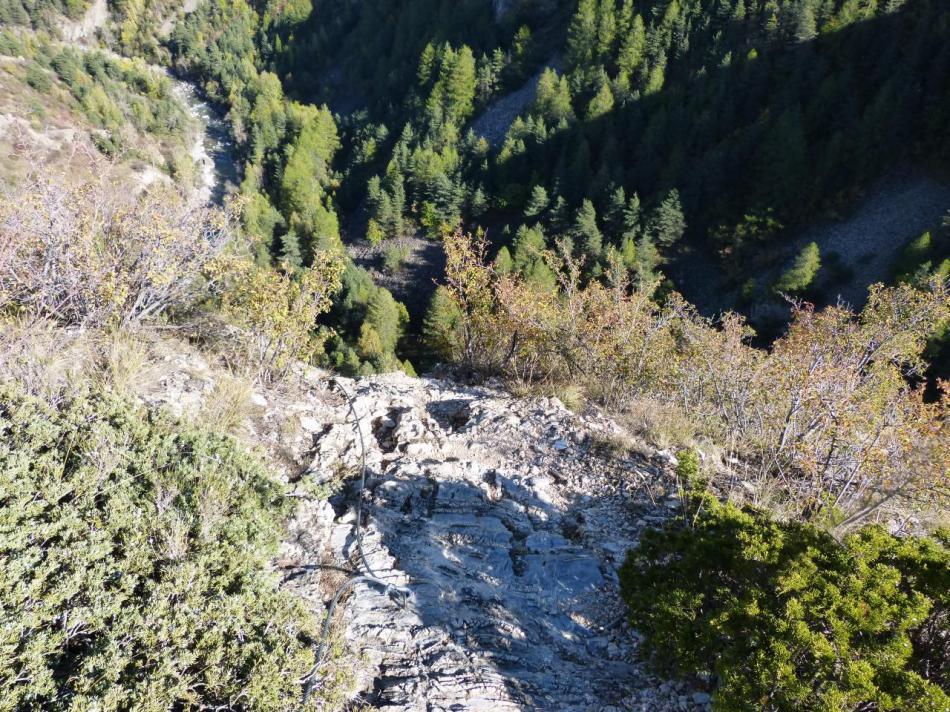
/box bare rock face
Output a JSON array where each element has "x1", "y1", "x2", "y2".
[
  {"x1": 282, "y1": 373, "x2": 710, "y2": 711},
  {"x1": 131, "y1": 341, "x2": 706, "y2": 710}
]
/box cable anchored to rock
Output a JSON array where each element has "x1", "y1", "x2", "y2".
[{"x1": 299, "y1": 378, "x2": 411, "y2": 707}]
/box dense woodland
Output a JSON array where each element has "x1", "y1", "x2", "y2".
[
  {"x1": 154, "y1": 0, "x2": 950, "y2": 374},
  {"x1": 0, "y1": 0, "x2": 88, "y2": 28}
]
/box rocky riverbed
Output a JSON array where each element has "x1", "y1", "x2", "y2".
[
  {"x1": 166, "y1": 75, "x2": 239, "y2": 204},
  {"x1": 57, "y1": 0, "x2": 238, "y2": 204}
]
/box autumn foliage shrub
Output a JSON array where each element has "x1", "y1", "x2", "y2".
[
  {"x1": 207, "y1": 253, "x2": 344, "y2": 384},
  {"x1": 620, "y1": 501, "x2": 950, "y2": 711},
  {"x1": 433, "y1": 231, "x2": 950, "y2": 525},
  {"x1": 0, "y1": 385, "x2": 331, "y2": 711},
  {"x1": 0, "y1": 178, "x2": 230, "y2": 327}
]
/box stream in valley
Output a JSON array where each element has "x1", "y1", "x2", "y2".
[{"x1": 166, "y1": 74, "x2": 239, "y2": 205}]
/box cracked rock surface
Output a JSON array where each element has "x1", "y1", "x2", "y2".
[{"x1": 282, "y1": 373, "x2": 710, "y2": 712}]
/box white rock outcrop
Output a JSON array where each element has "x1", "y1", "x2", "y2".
[{"x1": 137, "y1": 343, "x2": 709, "y2": 710}]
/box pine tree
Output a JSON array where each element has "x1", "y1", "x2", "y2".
[
  {"x1": 645, "y1": 59, "x2": 666, "y2": 95},
  {"x1": 586, "y1": 78, "x2": 614, "y2": 121},
  {"x1": 423, "y1": 285, "x2": 464, "y2": 361},
  {"x1": 366, "y1": 288, "x2": 407, "y2": 357},
  {"x1": 533, "y1": 69, "x2": 575, "y2": 125},
  {"x1": 793, "y1": 1, "x2": 818, "y2": 42},
  {"x1": 494, "y1": 246, "x2": 514, "y2": 274},
  {"x1": 366, "y1": 219, "x2": 385, "y2": 245},
  {"x1": 418, "y1": 43, "x2": 436, "y2": 87},
  {"x1": 607, "y1": 186, "x2": 627, "y2": 235},
  {"x1": 548, "y1": 195, "x2": 570, "y2": 234},
  {"x1": 470, "y1": 187, "x2": 488, "y2": 216},
  {"x1": 357, "y1": 322, "x2": 384, "y2": 362},
  {"x1": 648, "y1": 189, "x2": 686, "y2": 247},
  {"x1": 443, "y1": 45, "x2": 477, "y2": 123},
  {"x1": 476, "y1": 53, "x2": 498, "y2": 102},
  {"x1": 390, "y1": 178, "x2": 406, "y2": 237},
  {"x1": 732, "y1": 0, "x2": 746, "y2": 22},
  {"x1": 623, "y1": 192, "x2": 642, "y2": 240},
  {"x1": 634, "y1": 234, "x2": 660, "y2": 285},
  {"x1": 618, "y1": 14, "x2": 646, "y2": 77},
  {"x1": 512, "y1": 25, "x2": 533, "y2": 76},
  {"x1": 279, "y1": 229, "x2": 303, "y2": 268},
  {"x1": 573, "y1": 199, "x2": 603, "y2": 258},
  {"x1": 620, "y1": 236, "x2": 637, "y2": 268},
  {"x1": 512, "y1": 225, "x2": 557, "y2": 289},
  {"x1": 524, "y1": 185, "x2": 550, "y2": 217},
  {"x1": 775, "y1": 242, "x2": 821, "y2": 294},
  {"x1": 595, "y1": 0, "x2": 617, "y2": 61},
  {"x1": 566, "y1": 0, "x2": 598, "y2": 68},
  {"x1": 763, "y1": 0, "x2": 780, "y2": 34}
]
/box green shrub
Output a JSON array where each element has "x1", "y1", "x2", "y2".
[
  {"x1": 24, "y1": 64, "x2": 52, "y2": 92},
  {"x1": 775, "y1": 241, "x2": 822, "y2": 295},
  {"x1": 0, "y1": 385, "x2": 330, "y2": 711},
  {"x1": 619, "y1": 501, "x2": 950, "y2": 711},
  {"x1": 382, "y1": 243, "x2": 410, "y2": 273},
  {"x1": 895, "y1": 232, "x2": 934, "y2": 282},
  {"x1": 674, "y1": 448, "x2": 702, "y2": 488}
]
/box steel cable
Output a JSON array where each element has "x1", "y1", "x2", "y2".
[{"x1": 299, "y1": 378, "x2": 411, "y2": 707}]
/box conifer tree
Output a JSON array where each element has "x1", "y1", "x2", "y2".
[
  {"x1": 524, "y1": 185, "x2": 550, "y2": 218},
  {"x1": 418, "y1": 43, "x2": 436, "y2": 86},
  {"x1": 620, "y1": 235, "x2": 637, "y2": 268},
  {"x1": 512, "y1": 225, "x2": 557, "y2": 289},
  {"x1": 623, "y1": 192, "x2": 642, "y2": 241},
  {"x1": 494, "y1": 246, "x2": 514, "y2": 274},
  {"x1": 607, "y1": 186, "x2": 627, "y2": 235},
  {"x1": 635, "y1": 234, "x2": 660, "y2": 285},
  {"x1": 423, "y1": 285, "x2": 464, "y2": 360},
  {"x1": 586, "y1": 78, "x2": 614, "y2": 121},
  {"x1": 533, "y1": 69, "x2": 575, "y2": 125},
  {"x1": 440, "y1": 44, "x2": 477, "y2": 123},
  {"x1": 594, "y1": 0, "x2": 617, "y2": 61},
  {"x1": 470, "y1": 187, "x2": 488, "y2": 216},
  {"x1": 648, "y1": 189, "x2": 686, "y2": 247},
  {"x1": 775, "y1": 241, "x2": 821, "y2": 294},
  {"x1": 279, "y1": 229, "x2": 303, "y2": 268},
  {"x1": 573, "y1": 199, "x2": 603, "y2": 258},
  {"x1": 548, "y1": 195, "x2": 570, "y2": 234},
  {"x1": 566, "y1": 0, "x2": 597, "y2": 68}
]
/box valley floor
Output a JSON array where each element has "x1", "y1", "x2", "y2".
[{"x1": 676, "y1": 168, "x2": 950, "y2": 318}]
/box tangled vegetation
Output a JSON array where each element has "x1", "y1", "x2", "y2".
[
  {"x1": 208, "y1": 252, "x2": 345, "y2": 384},
  {"x1": 620, "y1": 494, "x2": 950, "y2": 711},
  {"x1": 0, "y1": 176, "x2": 352, "y2": 385},
  {"x1": 0, "y1": 384, "x2": 343, "y2": 711},
  {"x1": 0, "y1": 177, "x2": 230, "y2": 327},
  {"x1": 431, "y1": 231, "x2": 950, "y2": 526}
]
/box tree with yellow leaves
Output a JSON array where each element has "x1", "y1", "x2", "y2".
[{"x1": 208, "y1": 253, "x2": 343, "y2": 384}]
